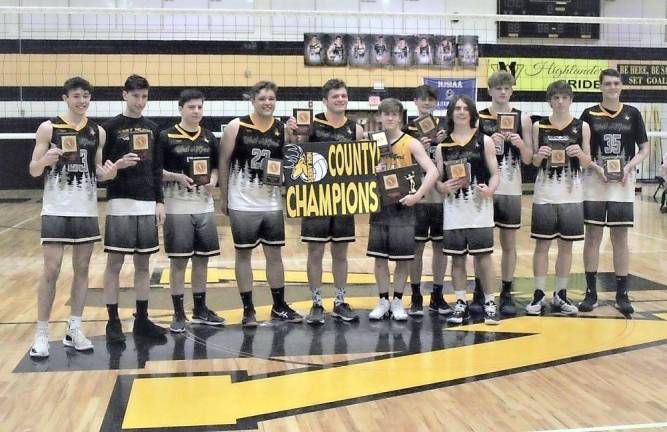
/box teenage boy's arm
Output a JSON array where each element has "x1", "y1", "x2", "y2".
[
  {"x1": 512, "y1": 112, "x2": 534, "y2": 165},
  {"x1": 160, "y1": 131, "x2": 194, "y2": 189},
  {"x1": 477, "y1": 135, "x2": 499, "y2": 198},
  {"x1": 95, "y1": 126, "x2": 117, "y2": 181},
  {"x1": 531, "y1": 122, "x2": 551, "y2": 167},
  {"x1": 566, "y1": 122, "x2": 592, "y2": 169},
  {"x1": 29, "y1": 121, "x2": 61, "y2": 177},
  {"x1": 399, "y1": 137, "x2": 438, "y2": 207},
  {"x1": 624, "y1": 111, "x2": 650, "y2": 184},
  {"x1": 219, "y1": 119, "x2": 240, "y2": 216}
]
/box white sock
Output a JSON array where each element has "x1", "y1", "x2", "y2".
[
  {"x1": 535, "y1": 276, "x2": 547, "y2": 292},
  {"x1": 455, "y1": 290, "x2": 466, "y2": 302},
  {"x1": 484, "y1": 294, "x2": 495, "y2": 304},
  {"x1": 69, "y1": 316, "x2": 82, "y2": 329},
  {"x1": 37, "y1": 321, "x2": 48, "y2": 334},
  {"x1": 555, "y1": 277, "x2": 569, "y2": 293}
]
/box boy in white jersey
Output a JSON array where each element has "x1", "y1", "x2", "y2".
[
  {"x1": 28, "y1": 77, "x2": 117, "y2": 357},
  {"x1": 220, "y1": 81, "x2": 301, "y2": 326},
  {"x1": 367, "y1": 98, "x2": 438, "y2": 321},
  {"x1": 526, "y1": 80, "x2": 592, "y2": 316},
  {"x1": 435, "y1": 95, "x2": 500, "y2": 325},
  {"x1": 580, "y1": 69, "x2": 649, "y2": 315},
  {"x1": 476, "y1": 71, "x2": 533, "y2": 316},
  {"x1": 160, "y1": 89, "x2": 224, "y2": 332}
]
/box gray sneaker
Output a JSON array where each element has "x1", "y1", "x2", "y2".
[
  {"x1": 191, "y1": 307, "x2": 225, "y2": 326},
  {"x1": 306, "y1": 303, "x2": 325, "y2": 325},
  {"x1": 170, "y1": 312, "x2": 187, "y2": 333},
  {"x1": 332, "y1": 302, "x2": 359, "y2": 322}
]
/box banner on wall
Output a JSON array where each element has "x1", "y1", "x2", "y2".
[
  {"x1": 283, "y1": 140, "x2": 380, "y2": 218},
  {"x1": 423, "y1": 77, "x2": 477, "y2": 110},
  {"x1": 486, "y1": 57, "x2": 609, "y2": 92}
]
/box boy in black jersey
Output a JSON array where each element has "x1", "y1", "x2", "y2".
[
  {"x1": 402, "y1": 85, "x2": 451, "y2": 317},
  {"x1": 299, "y1": 79, "x2": 364, "y2": 325},
  {"x1": 476, "y1": 71, "x2": 533, "y2": 317},
  {"x1": 219, "y1": 81, "x2": 301, "y2": 326},
  {"x1": 102, "y1": 75, "x2": 167, "y2": 342},
  {"x1": 160, "y1": 89, "x2": 224, "y2": 332},
  {"x1": 367, "y1": 98, "x2": 438, "y2": 321},
  {"x1": 28, "y1": 77, "x2": 117, "y2": 357},
  {"x1": 580, "y1": 69, "x2": 650, "y2": 315}
]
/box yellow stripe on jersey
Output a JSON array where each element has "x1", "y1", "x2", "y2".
[
  {"x1": 588, "y1": 103, "x2": 624, "y2": 118},
  {"x1": 52, "y1": 116, "x2": 89, "y2": 131},
  {"x1": 239, "y1": 115, "x2": 276, "y2": 133},
  {"x1": 169, "y1": 124, "x2": 202, "y2": 141},
  {"x1": 313, "y1": 115, "x2": 348, "y2": 129}
]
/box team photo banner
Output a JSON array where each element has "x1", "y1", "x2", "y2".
[{"x1": 283, "y1": 140, "x2": 380, "y2": 218}]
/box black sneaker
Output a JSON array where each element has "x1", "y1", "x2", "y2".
[
  {"x1": 192, "y1": 307, "x2": 225, "y2": 326},
  {"x1": 429, "y1": 295, "x2": 452, "y2": 315},
  {"x1": 242, "y1": 308, "x2": 258, "y2": 327},
  {"x1": 578, "y1": 289, "x2": 598, "y2": 312},
  {"x1": 408, "y1": 295, "x2": 424, "y2": 316},
  {"x1": 332, "y1": 302, "x2": 359, "y2": 322},
  {"x1": 132, "y1": 315, "x2": 167, "y2": 338},
  {"x1": 106, "y1": 319, "x2": 126, "y2": 343},
  {"x1": 446, "y1": 300, "x2": 469, "y2": 324},
  {"x1": 271, "y1": 304, "x2": 303, "y2": 323},
  {"x1": 468, "y1": 287, "x2": 485, "y2": 315},
  {"x1": 499, "y1": 290, "x2": 517, "y2": 316},
  {"x1": 616, "y1": 292, "x2": 634, "y2": 315},
  {"x1": 306, "y1": 303, "x2": 325, "y2": 325}
]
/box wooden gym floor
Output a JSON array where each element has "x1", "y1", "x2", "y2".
[{"x1": 1, "y1": 188, "x2": 666, "y2": 432}]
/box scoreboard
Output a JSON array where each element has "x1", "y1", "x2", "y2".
[{"x1": 497, "y1": 0, "x2": 600, "y2": 39}]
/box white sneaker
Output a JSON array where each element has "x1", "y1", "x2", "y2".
[
  {"x1": 390, "y1": 298, "x2": 408, "y2": 321},
  {"x1": 30, "y1": 331, "x2": 49, "y2": 358},
  {"x1": 551, "y1": 291, "x2": 578, "y2": 315},
  {"x1": 484, "y1": 301, "x2": 500, "y2": 325},
  {"x1": 63, "y1": 324, "x2": 94, "y2": 351},
  {"x1": 525, "y1": 290, "x2": 546, "y2": 316},
  {"x1": 369, "y1": 298, "x2": 391, "y2": 320}
]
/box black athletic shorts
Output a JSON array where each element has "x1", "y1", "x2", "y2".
[
  {"x1": 300, "y1": 215, "x2": 355, "y2": 243},
  {"x1": 366, "y1": 224, "x2": 416, "y2": 261},
  {"x1": 104, "y1": 215, "x2": 159, "y2": 254},
  {"x1": 164, "y1": 212, "x2": 220, "y2": 257},
  {"x1": 493, "y1": 194, "x2": 522, "y2": 229},
  {"x1": 442, "y1": 227, "x2": 494, "y2": 256},
  {"x1": 415, "y1": 203, "x2": 444, "y2": 242},
  {"x1": 40, "y1": 215, "x2": 100, "y2": 244},
  {"x1": 583, "y1": 201, "x2": 633, "y2": 227},
  {"x1": 229, "y1": 209, "x2": 285, "y2": 249},
  {"x1": 531, "y1": 202, "x2": 584, "y2": 241}
]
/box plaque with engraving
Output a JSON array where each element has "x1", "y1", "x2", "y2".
[
  {"x1": 189, "y1": 157, "x2": 211, "y2": 186},
  {"x1": 58, "y1": 133, "x2": 81, "y2": 164},
  {"x1": 376, "y1": 164, "x2": 423, "y2": 205}
]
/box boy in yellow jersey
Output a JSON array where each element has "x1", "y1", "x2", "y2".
[{"x1": 367, "y1": 98, "x2": 438, "y2": 320}]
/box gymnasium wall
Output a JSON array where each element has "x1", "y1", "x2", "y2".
[{"x1": 1, "y1": 0, "x2": 666, "y2": 188}]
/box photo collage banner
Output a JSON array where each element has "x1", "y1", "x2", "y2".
[{"x1": 304, "y1": 34, "x2": 479, "y2": 68}]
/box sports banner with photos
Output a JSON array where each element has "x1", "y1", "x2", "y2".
[{"x1": 283, "y1": 140, "x2": 380, "y2": 218}]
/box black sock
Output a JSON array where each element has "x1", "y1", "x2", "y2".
[
  {"x1": 410, "y1": 283, "x2": 421, "y2": 296},
  {"x1": 501, "y1": 280, "x2": 513, "y2": 295},
  {"x1": 432, "y1": 284, "x2": 443, "y2": 298},
  {"x1": 474, "y1": 278, "x2": 482, "y2": 293},
  {"x1": 379, "y1": 292, "x2": 389, "y2": 300},
  {"x1": 106, "y1": 303, "x2": 119, "y2": 321},
  {"x1": 240, "y1": 291, "x2": 254, "y2": 310},
  {"x1": 394, "y1": 292, "x2": 403, "y2": 300},
  {"x1": 135, "y1": 300, "x2": 148, "y2": 319},
  {"x1": 616, "y1": 275, "x2": 628, "y2": 296},
  {"x1": 270, "y1": 287, "x2": 285, "y2": 307},
  {"x1": 585, "y1": 271, "x2": 597, "y2": 292},
  {"x1": 171, "y1": 294, "x2": 185, "y2": 315},
  {"x1": 193, "y1": 292, "x2": 206, "y2": 312}
]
